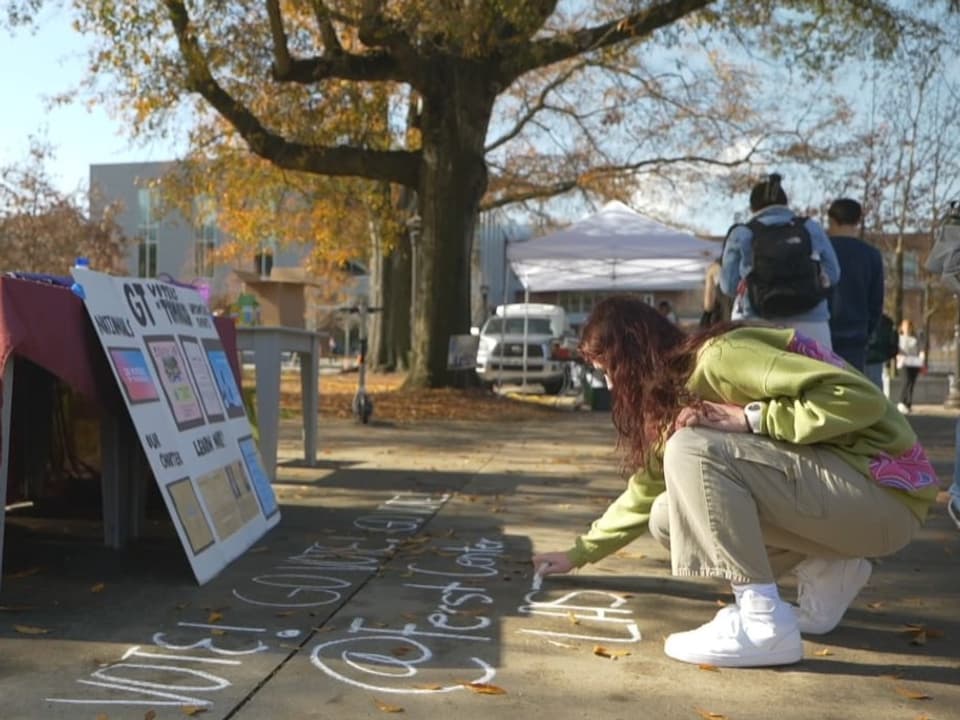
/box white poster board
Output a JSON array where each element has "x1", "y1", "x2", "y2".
[{"x1": 73, "y1": 269, "x2": 280, "y2": 584}]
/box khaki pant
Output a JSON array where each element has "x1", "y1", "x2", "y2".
[{"x1": 648, "y1": 427, "x2": 920, "y2": 584}]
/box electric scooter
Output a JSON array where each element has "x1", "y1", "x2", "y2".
[
  {"x1": 352, "y1": 299, "x2": 374, "y2": 424},
  {"x1": 339, "y1": 299, "x2": 380, "y2": 424}
]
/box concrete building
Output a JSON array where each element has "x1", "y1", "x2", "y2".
[{"x1": 88, "y1": 161, "x2": 302, "y2": 304}]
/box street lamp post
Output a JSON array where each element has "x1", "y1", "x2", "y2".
[
  {"x1": 406, "y1": 214, "x2": 422, "y2": 356},
  {"x1": 946, "y1": 297, "x2": 960, "y2": 408}
]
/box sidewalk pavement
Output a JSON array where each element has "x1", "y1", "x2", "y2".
[{"x1": 1, "y1": 406, "x2": 958, "y2": 719}]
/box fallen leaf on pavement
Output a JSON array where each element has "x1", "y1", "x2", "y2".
[
  {"x1": 894, "y1": 686, "x2": 931, "y2": 700},
  {"x1": 14, "y1": 624, "x2": 51, "y2": 635},
  {"x1": 374, "y1": 698, "x2": 404, "y2": 713},
  {"x1": 695, "y1": 707, "x2": 727, "y2": 719},
  {"x1": 96, "y1": 714, "x2": 108, "y2": 720},
  {"x1": 567, "y1": 611, "x2": 580, "y2": 625},
  {"x1": 90, "y1": 583, "x2": 105, "y2": 593},
  {"x1": 698, "y1": 663, "x2": 720, "y2": 672},
  {"x1": 593, "y1": 646, "x2": 630, "y2": 660},
  {"x1": 5, "y1": 567, "x2": 41, "y2": 580},
  {"x1": 866, "y1": 601, "x2": 884, "y2": 610},
  {"x1": 814, "y1": 648, "x2": 833, "y2": 657},
  {"x1": 207, "y1": 611, "x2": 223, "y2": 623},
  {"x1": 181, "y1": 706, "x2": 208, "y2": 716},
  {"x1": 145, "y1": 710, "x2": 157, "y2": 720},
  {"x1": 462, "y1": 682, "x2": 507, "y2": 695}
]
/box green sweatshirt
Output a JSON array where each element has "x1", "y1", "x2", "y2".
[{"x1": 567, "y1": 326, "x2": 939, "y2": 567}]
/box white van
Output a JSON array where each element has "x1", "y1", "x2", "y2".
[{"x1": 474, "y1": 303, "x2": 574, "y2": 394}]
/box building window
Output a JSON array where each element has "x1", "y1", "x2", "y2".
[
  {"x1": 137, "y1": 188, "x2": 158, "y2": 278},
  {"x1": 194, "y1": 197, "x2": 218, "y2": 278}
]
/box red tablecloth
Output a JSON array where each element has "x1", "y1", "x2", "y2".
[{"x1": 0, "y1": 276, "x2": 240, "y2": 499}]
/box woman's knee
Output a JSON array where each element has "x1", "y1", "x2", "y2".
[
  {"x1": 648, "y1": 492, "x2": 671, "y2": 550},
  {"x1": 663, "y1": 426, "x2": 726, "y2": 476}
]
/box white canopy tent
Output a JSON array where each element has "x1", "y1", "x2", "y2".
[{"x1": 507, "y1": 201, "x2": 719, "y2": 292}]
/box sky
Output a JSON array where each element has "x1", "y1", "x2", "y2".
[{"x1": 0, "y1": 8, "x2": 180, "y2": 195}]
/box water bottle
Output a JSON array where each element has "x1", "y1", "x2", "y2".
[{"x1": 70, "y1": 256, "x2": 90, "y2": 299}]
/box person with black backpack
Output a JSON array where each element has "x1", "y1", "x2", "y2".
[
  {"x1": 826, "y1": 198, "x2": 884, "y2": 373},
  {"x1": 720, "y1": 174, "x2": 840, "y2": 349}
]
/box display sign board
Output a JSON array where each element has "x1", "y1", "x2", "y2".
[
  {"x1": 74, "y1": 269, "x2": 280, "y2": 584},
  {"x1": 447, "y1": 334, "x2": 480, "y2": 370}
]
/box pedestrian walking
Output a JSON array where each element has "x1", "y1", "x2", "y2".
[{"x1": 896, "y1": 319, "x2": 924, "y2": 414}]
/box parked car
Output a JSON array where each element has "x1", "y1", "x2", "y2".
[{"x1": 474, "y1": 303, "x2": 574, "y2": 394}]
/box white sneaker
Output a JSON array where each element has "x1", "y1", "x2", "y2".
[
  {"x1": 897, "y1": 402, "x2": 910, "y2": 414},
  {"x1": 664, "y1": 592, "x2": 802, "y2": 667},
  {"x1": 795, "y1": 557, "x2": 872, "y2": 635},
  {"x1": 948, "y1": 496, "x2": 960, "y2": 531}
]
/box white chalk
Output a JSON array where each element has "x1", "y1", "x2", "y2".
[{"x1": 531, "y1": 562, "x2": 550, "y2": 591}]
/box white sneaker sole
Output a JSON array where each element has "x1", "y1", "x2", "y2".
[
  {"x1": 797, "y1": 559, "x2": 872, "y2": 635},
  {"x1": 664, "y1": 632, "x2": 804, "y2": 667}
]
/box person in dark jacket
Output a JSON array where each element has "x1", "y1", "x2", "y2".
[{"x1": 826, "y1": 198, "x2": 884, "y2": 371}]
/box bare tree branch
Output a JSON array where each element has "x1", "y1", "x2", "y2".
[
  {"x1": 162, "y1": 0, "x2": 419, "y2": 188},
  {"x1": 485, "y1": 61, "x2": 585, "y2": 153},
  {"x1": 498, "y1": 0, "x2": 714, "y2": 83},
  {"x1": 311, "y1": 0, "x2": 344, "y2": 54},
  {"x1": 482, "y1": 143, "x2": 761, "y2": 211},
  {"x1": 265, "y1": 0, "x2": 292, "y2": 76}
]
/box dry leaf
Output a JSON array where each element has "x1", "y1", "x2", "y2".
[
  {"x1": 695, "y1": 708, "x2": 727, "y2": 720},
  {"x1": 96, "y1": 714, "x2": 108, "y2": 720},
  {"x1": 698, "y1": 663, "x2": 720, "y2": 672},
  {"x1": 90, "y1": 583, "x2": 105, "y2": 593},
  {"x1": 181, "y1": 706, "x2": 208, "y2": 716},
  {"x1": 391, "y1": 646, "x2": 412, "y2": 657},
  {"x1": 14, "y1": 624, "x2": 51, "y2": 635},
  {"x1": 567, "y1": 611, "x2": 580, "y2": 625},
  {"x1": 866, "y1": 601, "x2": 884, "y2": 610},
  {"x1": 145, "y1": 711, "x2": 157, "y2": 720},
  {"x1": 462, "y1": 682, "x2": 507, "y2": 695},
  {"x1": 207, "y1": 611, "x2": 223, "y2": 623},
  {"x1": 814, "y1": 648, "x2": 833, "y2": 657},
  {"x1": 593, "y1": 645, "x2": 631, "y2": 660},
  {"x1": 5, "y1": 567, "x2": 42, "y2": 580},
  {"x1": 374, "y1": 698, "x2": 404, "y2": 713},
  {"x1": 894, "y1": 686, "x2": 931, "y2": 700},
  {"x1": 715, "y1": 599, "x2": 728, "y2": 607}
]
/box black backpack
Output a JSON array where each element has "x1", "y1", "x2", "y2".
[
  {"x1": 866, "y1": 313, "x2": 899, "y2": 364},
  {"x1": 744, "y1": 217, "x2": 828, "y2": 318}
]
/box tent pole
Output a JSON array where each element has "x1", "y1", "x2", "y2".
[
  {"x1": 522, "y1": 285, "x2": 530, "y2": 389},
  {"x1": 498, "y1": 235, "x2": 509, "y2": 390}
]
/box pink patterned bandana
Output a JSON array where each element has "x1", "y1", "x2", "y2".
[
  {"x1": 869, "y1": 444, "x2": 939, "y2": 491},
  {"x1": 786, "y1": 332, "x2": 846, "y2": 369}
]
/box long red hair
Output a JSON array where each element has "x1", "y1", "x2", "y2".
[{"x1": 579, "y1": 295, "x2": 739, "y2": 471}]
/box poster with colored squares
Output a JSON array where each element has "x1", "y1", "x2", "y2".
[{"x1": 74, "y1": 269, "x2": 280, "y2": 584}]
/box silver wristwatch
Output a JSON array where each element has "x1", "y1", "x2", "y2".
[{"x1": 743, "y1": 401, "x2": 765, "y2": 434}]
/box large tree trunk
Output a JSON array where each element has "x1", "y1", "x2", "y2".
[
  {"x1": 406, "y1": 67, "x2": 496, "y2": 388},
  {"x1": 366, "y1": 209, "x2": 386, "y2": 370},
  {"x1": 384, "y1": 238, "x2": 412, "y2": 369}
]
